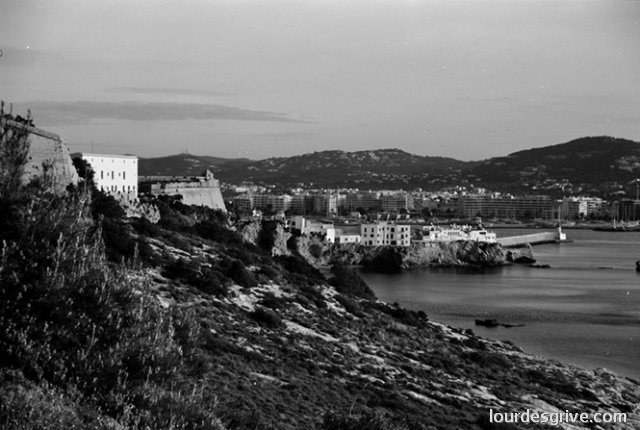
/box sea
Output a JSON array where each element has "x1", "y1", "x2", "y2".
[{"x1": 359, "y1": 229, "x2": 640, "y2": 380}]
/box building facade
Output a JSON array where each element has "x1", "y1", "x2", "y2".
[
  {"x1": 80, "y1": 153, "x2": 138, "y2": 196},
  {"x1": 458, "y1": 194, "x2": 554, "y2": 220},
  {"x1": 360, "y1": 222, "x2": 411, "y2": 247}
]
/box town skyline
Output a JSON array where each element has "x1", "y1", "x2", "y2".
[{"x1": 2, "y1": 0, "x2": 639, "y2": 161}]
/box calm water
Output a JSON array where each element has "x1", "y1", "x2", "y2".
[{"x1": 360, "y1": 229, "x2": 640, "y2": 380}]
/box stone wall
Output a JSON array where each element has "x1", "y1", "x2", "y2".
[
  {"x1": 140, "y1": 172, "x2": 227, "y2": 212},
  {"x1": 1, "y1": 118, "x2": 79, "y2": 193}
]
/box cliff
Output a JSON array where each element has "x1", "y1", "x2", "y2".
[{"x1": 287, "y1": 232, "x2": 535, "y2": 272}]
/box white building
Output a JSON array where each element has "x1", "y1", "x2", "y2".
[
  {"x1": 420, "y1": 225, "x2": 497, "y2": 243},
  {"x1": 360, "y1": 222, "x2": 411, "y2": 247},
  {"x1": 80, "y1": 153, "x2": 138, "y2": 196}
]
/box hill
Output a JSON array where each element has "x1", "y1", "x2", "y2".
[
  {"x1": 213, "y1": 148, "x2": 465, "y2": 190},
  {"x1": 140, "y1": 136, "x2": 640, "y2": 196},
  {"x1": 469, "y1": 136, "x2": 640, "y2": 196},
  {"x1": 139, "y1": 153, "x2": 251, "y2": 176}
]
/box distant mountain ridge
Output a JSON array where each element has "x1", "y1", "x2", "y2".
[
  {"x1": 138, "y1": 153, "x2": 251, "y2": 176},
  {"x1": 139, "y1": 136, "x2": 640, "y2": 196}
]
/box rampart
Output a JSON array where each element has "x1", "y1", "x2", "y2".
[
  {"x1": 139, "y1": 170, "x2": 226, "y2": 212},
  {"x1": 1, "y1": 114, "x2": 79, "y2": 194}
]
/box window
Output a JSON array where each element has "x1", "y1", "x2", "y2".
[
  {"x1": 100, "y1": 170, "x2": 104, "y2": 179},
  {"x1": 112, "y1": 171, "x2": 114, "y2": 179},
  {"x1": 123, "y1": 171, "x2": 126, "y2": 180}
]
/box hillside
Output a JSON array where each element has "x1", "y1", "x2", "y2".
[
  {"x1": 213, "y1": 148, "x2": 465, "y2": 189},
  {"x1": 1, "y1": 125, "x2": 640, "y2": 428},
  {"x1": 140, "y1": 136, "x2": 640, "y2": 196},
  {"x1": 139, "y1": 153, "x2": 251, "y2": 176},
  {"x1": 470, "y1": 136, "x2": 640, "y2": 196}
]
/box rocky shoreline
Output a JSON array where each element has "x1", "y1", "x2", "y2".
[{"x1": 238, "y1": 219, "x2": 536, "y2": 272}]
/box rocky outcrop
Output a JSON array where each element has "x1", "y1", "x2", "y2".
[
  {"x1": 239, "y1": 219, "x2": 262, "y2": 244},
  {"x1": 239, "y1": 219, "x2": 292, "y2": 257},
  {"x1": 291, "y1": 238, "x2": 534, "y2": 272}
]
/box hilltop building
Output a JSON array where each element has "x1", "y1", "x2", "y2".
[
  {"x1": 77, "y1": 153, "x2": 138, "y2": 197},
  {"x1": 139, "y1": 170, "x2": 227, "y2": 212}
]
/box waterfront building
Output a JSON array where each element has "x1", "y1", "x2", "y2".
[
  {"x1": 250, "y1": 194, "x2": 292, "y2": 213},
  {"x1": 458, "y1": 194, "x2": 554, "y2": 220},
  {"x1": 313, "y1": 193, "x2": 337, "y2": 216},
  {"x1": 326, "y1": 225, "x2": 362, "y2": 244},
  {"x1": 381, "y1": 192, "x2": 414, "y2": 213},
  {"x1": 290, "y1": 194, "x2": 315, "y2": 215},
  {"x1": 360, "y1": 222, "x2": 411, "y2": 247},
  {"x1": 560, "y1": 196, "x2": 605, "y2": 219},
  {"x1": 233, "y1": 194, "x2": 254, "y2": 213},
  {"x1": 79, "y1": 153, "x2": 138, "y2": 196},
  {"x1": 420, "y1": 225, "x2": 497, "y2": 243},
  {"x1": 346, "y1": 191, "x2": 382, "y2": 212},
  {"x1": 616, "y1": 199, "x2": 640, "y2": 222}
]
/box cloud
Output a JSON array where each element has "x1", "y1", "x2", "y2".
[
  {"x1": 251, "y1": 131, "x2": 317, "y2": 140},
  {"x1": 23, "y1": 100, "x2": 311, "y2": 125},
  {"x1": 110, "y1": 87, "x2": 233, "y2": 97}
]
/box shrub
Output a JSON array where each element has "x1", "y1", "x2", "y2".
[
  {"x1": 334, "y1": 294, "x2": 364, "y2": 317},
  {"x1": 329, "y1": 263, "x2": 376, "y2": 300},
  {"x1": 260, "y1": 292, "x2": 289, "y2": 310},
  {"x1": 320, "y1": 409, "x2": 409, "y2": 430},
  {"x1": 225, "y1": 258, "x2": 258, "y2": 288},
  {"x1": 276, "y1": 255, "x2": 325, "y2": 287},
  {"x1": 297, "y1": 285, "x2": 328, "y2": 309},
  {"x1": 195, "y1": 219, "x2": 243, "y2": 246},
  {"x1": 249, "y1": 306, "x2": 284, "y2": 329}
]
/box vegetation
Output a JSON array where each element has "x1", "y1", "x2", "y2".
[{"x1": 328, "y1": 263, "x2": 375, "y2": 300}]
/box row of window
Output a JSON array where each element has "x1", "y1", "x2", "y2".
[
  {"x1": 362, "y1": 226, "x2": 409, "y2": 233},
  {"x1": 100, "y1": 170, "x2": 128, "y2": 180},
  {"x1": 363, "y1": 239, "x2": 408, "y2": 246},
  {"x1": 100, "y1": 185, "x2": 137, "y2": 193}
]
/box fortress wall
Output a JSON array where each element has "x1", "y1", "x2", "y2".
[
  {"x1": 2, "y1": 118, "x2": 79, "y2": 193},
  {"x1": 25, "y1": 133, "x2": 80, "y2": 193},
  {"x1": 177, "y1": 187, "x2": 227, "y2": 212}
]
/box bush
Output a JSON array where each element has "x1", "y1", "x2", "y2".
[
  {"x1": 195, "y1": 219, "x2": 243, "y2": 246},
  {"x1": 329, "y1": 263, "x2": 376, "y2": 300},
  {"x1": 249, "y1": 306, "x2": 284, "y2": 329},
  {"x1": 260, "y1": 292, "x2": 289, "y2": 310},
  {"x1": 276, "y1": 255, "x2": 325, "y2": 287},
  {"x1": 334, "y1": 294, "x2": 364, "y2": 317},
  {"x1": 297, "y1": 285, "x2": 328, "y2": 309},
  {"x1": 320, "y1": 410, "x2": 409, "y2": 430},
  {"x1": 225, "y1": 258, "x2": 258, "y2": 288}
]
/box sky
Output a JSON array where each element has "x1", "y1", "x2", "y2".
[{"x1": 1, "y1": 0, "x2": 639, "y2": 161}]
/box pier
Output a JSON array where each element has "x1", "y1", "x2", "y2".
[{"x1": 496, "y1": 227, "x2": 567, "y2": 248}]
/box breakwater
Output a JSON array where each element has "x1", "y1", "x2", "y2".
[{"x1": 496, "y1": 231, "x2": 559, "y2": 247}]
